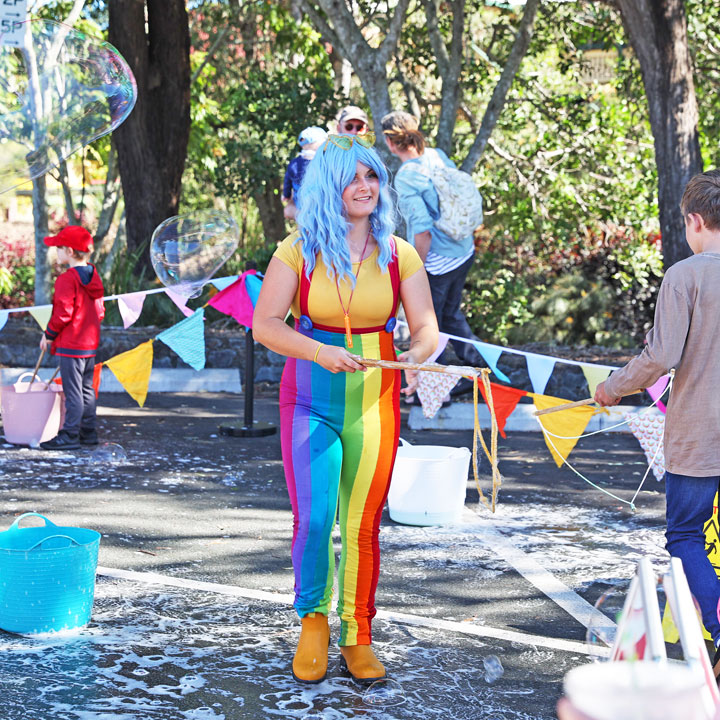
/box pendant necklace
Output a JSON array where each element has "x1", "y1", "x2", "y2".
[{"x1": 335, "y1": 230, "x2": 371, "y2": 348}]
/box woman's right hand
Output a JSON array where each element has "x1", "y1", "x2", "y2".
[{"x1": 316, "y1": 345, "x2": 366, "y2": 374}]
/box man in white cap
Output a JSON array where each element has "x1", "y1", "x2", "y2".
[
  {"x1": 282, "y1": 126, "x2": 328, "y2": 220},
  {"x1": 335, "y1": 105, "x2": 370, "y2": 135}
]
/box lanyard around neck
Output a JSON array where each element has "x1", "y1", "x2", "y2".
[{"x1": 335, "y1": 230, "x2": 371, "y2": 348}]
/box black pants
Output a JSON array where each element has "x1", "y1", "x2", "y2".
[
  {"x1": 427, "y1": 255, "x2": 482, "y2": 366},
  {"x1": 59, "y1": 356, "x2": 96, "y2": 437}
]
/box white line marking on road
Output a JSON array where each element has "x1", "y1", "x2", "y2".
[
  {"x1": 97, "y1": 565, "x2": 607, "y2": 657},
  {"x1": 461, "y1": 509, "x2": 616, "y2": 638}
]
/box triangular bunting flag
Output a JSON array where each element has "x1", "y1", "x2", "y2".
[
  {"x1": 472, "y1": 341, "x2": 511, "y2": 383},
  {"x1": 416, "y1": 367, "x2": 459, "y2": 418},
  {"x1": 0, "y1": 309, "x2": 8, "y2": 332},
  {"x1": 479, "y1": 381, "x2": 527, "y2": 438},
  {"x1": 117, "y1": 292, "x2": 147, "y2": 329},
  {"x1": 646, "y1": 374, "x2": 670, "y2": 414},
  {"x1": 165, "y1": 289, "x2": 194, "y2": 318},
  {"x1": 210, "y1": 275, "x2": 240, "y2": 292},
  {"x1": 525, "y1": 353, "x2": 556, "y2": 394},
  {"x1": 105, "y1": 340, "x2": 154, "y2": 407},
  {"x1": 29, "y1": 305, "x2": 53, "y2": 331},
  {"x1": 626, "y1": 413, "x2": 665, "y2": 481},
  {"x1": 531, "y1": 393, "x2": 596, "y2": 467},
  {"x1": 208, "y1": 270, "x2": 258, "y2": 328},
  {"x1": 93, "y1": 362, "x2": 103, "y2": 398},
  {"x1": 427, "y1": 333, "x2": 450, "y2": 363},
  {"x1": 245, "y1": 273, "x2": 262, "y2": 306},
  {"x1": 581, "y1": 364, "x2": 611, "y2": 399},
  {"x1": 156, "y1": 307, "x2": 206, "y2": 371}
]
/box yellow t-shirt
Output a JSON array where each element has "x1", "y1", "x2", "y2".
[{"x1": 274, "y1": 233, "x2": 424, "y2": 328}]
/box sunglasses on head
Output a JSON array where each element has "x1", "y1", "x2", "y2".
[
  {"x1": 343, "y1": 122, "x2": 366, "y2": 132},
  {"x1": 322, "y1": 133, "x2": 376, "y2": 152}
]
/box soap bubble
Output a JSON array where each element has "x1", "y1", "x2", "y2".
[
  {"x1": 0, "y1": 19, "x2": 136, "y2": 194},
  {"x1": 150, "y1": 210, "x2": 239, "y2": 298},
  {"x1": 483, "y1": 654, "x2": 504, "y2": 683},
  {"x1": 90, "y1": 442, "x2": 127, "y2": 464},
  {"x1": 362, "y1": 677, "x2": 406, "y2": 706}
]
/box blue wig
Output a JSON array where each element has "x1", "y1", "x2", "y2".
[{"x1": 295, "y1": 137, "x2": 396, "y2": 287}]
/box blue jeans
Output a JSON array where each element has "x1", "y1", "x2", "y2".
[{"x1": 665, "y1": 471, "x2": 720, "y2": 644}]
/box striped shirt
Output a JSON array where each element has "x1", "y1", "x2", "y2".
[{"x1": 425, "y1": 247, "x2": 475, "y2": 276}]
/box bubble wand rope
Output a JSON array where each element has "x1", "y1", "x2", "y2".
[
  {"x1": 538, "y1": 370, "x2": 674, "y2": 441},
  {"x1": 357, "y1": 358, "x2": 502, "y2": 512},
  {"x1": 537, "y1": 373, "x2": 674, "y2": 511}
]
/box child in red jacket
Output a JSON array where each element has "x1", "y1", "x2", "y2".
[{"x1": 39, "y1": 226, "x2": 105, "y2": 450}]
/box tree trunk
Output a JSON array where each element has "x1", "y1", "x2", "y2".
[
  {"x1": 108, "y1": 0, "x2": 191, "y2": 277},
  {"x1": 32, "y1": 175, "x2": 51, "y2": 305},
  {"x1": 253, "y1": 184, "x2": 287, "y2": 246},
  {"x1": 615, "y1": 0, "x2": 703, "y2": 269}
]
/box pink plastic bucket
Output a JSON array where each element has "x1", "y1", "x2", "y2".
[{"x1": 0, "y1": 373, "x2": 65, "y2": 446}]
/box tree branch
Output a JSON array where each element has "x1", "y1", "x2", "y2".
[{"x1": 461, "y1": 0, "x2": 541, "y2": 172}]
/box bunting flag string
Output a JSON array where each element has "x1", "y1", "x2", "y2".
[
  {"x1": 118, "y1": 292, "x2": 147, "y2": 329},
  {"x1": 207, "y1": 270, "x2": 258, "y2": 327},
  {"x1": 104, "y1": 340, "x2": 155, "y2": 407},
  {"x1": 165, "y1": 289, "x2": 194, "y2": 318},
  {"x1": 531, "y1": 393, "x2": 597, "y2": 467},
  {"x1": 526, "y1": 353, "x2": 556, "y2": 395},
  {"x1": 581, "y1": 364, "x2": 612, "y2": 399},
  {"x1": 156, "y1": 308, "x2": 206, "y2": 371},
  {"x1": 478, "y1": 382, "x2": 527, "y2": 439},
  {"x1": 29, "y1": 306, "x2": 53, "y2": 331}
]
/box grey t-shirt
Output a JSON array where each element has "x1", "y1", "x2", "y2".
[{"x1": 605, "y1": 252, "x2": 720, "y2": 477}]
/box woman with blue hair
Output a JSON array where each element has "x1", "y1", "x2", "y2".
[{"x1": 254, "y1": 134, "x2": 438, "y2": 684}]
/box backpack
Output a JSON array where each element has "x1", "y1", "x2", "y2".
[{"x1": 398, "y1": 152, "x2": 484, "y2": 241}]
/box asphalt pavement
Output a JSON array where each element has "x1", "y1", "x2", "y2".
[{"x1": 0, "y1": 386, "x2": 669, "y2": 720}]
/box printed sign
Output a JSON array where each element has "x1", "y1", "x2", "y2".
[{"x1": 0, "y1": 0, "x2": 27, "y2": 48}]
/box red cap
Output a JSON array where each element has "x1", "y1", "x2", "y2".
[{"x1": 43, "y1": 226, "x2": 94, "y2": 253}]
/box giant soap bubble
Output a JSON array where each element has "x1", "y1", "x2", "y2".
[
  {"x1": 0, "y1": 19, "x2": 136, "y2": 194},
  {"x1": 150, "y1": 210, "x2": 240, "y2": 298}
]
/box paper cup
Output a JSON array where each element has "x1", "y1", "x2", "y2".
[{"x1": 564, "y1": 662, "x2": 712, "y2": 720}]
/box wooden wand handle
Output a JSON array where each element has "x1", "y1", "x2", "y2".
[
  {"x1": 533, "y1": 390, "x2": 643, "y2": 416},
  {"x1": 357, "y1": 357, "x2": 480, "y2": 377},
  {"x1": 29, "y1": 347, "x2": 46, "y2": 387}
]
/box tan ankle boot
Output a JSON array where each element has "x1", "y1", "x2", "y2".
[
  {"x1": 340, "y1": 644, "x2": 386, "y2": 683},
  {"x1": 292, "y1": 613, "x2": 330, "y2": 683}
]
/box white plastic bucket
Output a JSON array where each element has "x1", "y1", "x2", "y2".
[
  {"x1": 387, "y1": 438, "x2": 471, "y2": 526},
  {"x1": 0, "y1": 372, "x2": 65, "y2": 446},
  {"x1": 564, "y1": 661, "x2": 712, "y2": 720}
]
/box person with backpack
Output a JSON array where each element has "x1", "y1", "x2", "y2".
[{"x1": 381, "y1": 111, "x2": 484, "y2": 392}]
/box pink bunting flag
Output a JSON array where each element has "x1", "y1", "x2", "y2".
[
  {"x1": 427, "y1": 333, "x2": 450, "y2": 363},
  {"x1": 117, "y1": 292, "x2": 147, "y2": 329},
  {"x1": 646, "y1": 374, "x2": 670, "y2": 414},
  {"x1": 165, "y1": 289, "x2": 194, "y2": 318},
  {"x1": 207, "y1": 270, "x2": 258, "y2": 327}
]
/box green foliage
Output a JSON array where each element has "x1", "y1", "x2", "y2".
[{"x1": 214, "y1": 66, "x2": 339, "y2": 197}]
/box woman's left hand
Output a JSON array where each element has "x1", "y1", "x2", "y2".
[{"x1": 397, "y1": 350, "x2": 421, "y2": 396}]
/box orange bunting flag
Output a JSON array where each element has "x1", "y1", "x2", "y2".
[
  {"x1": 531, "y1": 393, "x2": 596, "y2": 467},
  {"x1": 104, "y1": 340, "x2": 154, "y2": 407},
  {"x1": 478, "y1": 381, "x2": 527, "y2": 438}
]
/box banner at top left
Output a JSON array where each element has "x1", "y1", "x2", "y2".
[{"x1": 0, "y1": 18, "x2": 137, "y2": 194}]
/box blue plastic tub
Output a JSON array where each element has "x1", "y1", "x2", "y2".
[{"x1": 0, "y1": 512, "x2": 101, "y2": 634}]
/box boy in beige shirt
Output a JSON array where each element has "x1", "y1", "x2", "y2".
[{"x1": 595, "y1": 170, "x2": 720, "y2": 673}]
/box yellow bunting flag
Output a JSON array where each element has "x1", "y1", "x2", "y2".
[
  {"x1": 29, "y1": 305, "x2": 53, "y2": 331},
  {"x1": 530, "y1": 393, "x2": 596, "y2": 467},
  {"x1": 581, "y1": 364, "x2": 612, "y2": 398},
  {"x1": 104, "y1": 340, "x2": 154, "y2": 407}
]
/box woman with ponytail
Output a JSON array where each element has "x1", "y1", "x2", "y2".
[{"x1": 253, "y1": 133, "x2": 438, "y2": 685}]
